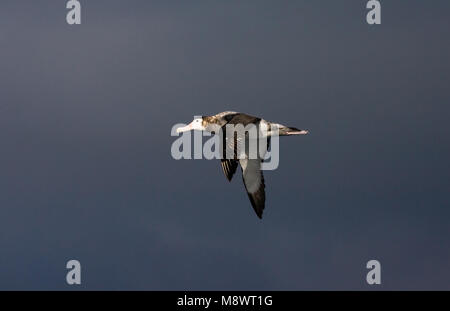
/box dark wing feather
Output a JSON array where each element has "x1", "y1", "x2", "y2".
[
  {"x1": 219, "y1": 122, "x2": 239, "y2": 182},
  {"x1": 226, "y1": 113, "x2": 261, "y2": 127},
  {"x1": 240, "y1": 159, "x2": 265, "y2": 219},
  {"x1": 220, "y1": 159, "x2": 238, "y2": 181}
]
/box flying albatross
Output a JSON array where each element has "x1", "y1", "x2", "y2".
[{"x1": 176, "y1": 111, "x2": 308, "y2": 219}]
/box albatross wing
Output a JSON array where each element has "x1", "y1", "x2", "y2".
[{"x1": 240, "y1": 159, "x2": 265, "y2": 219}]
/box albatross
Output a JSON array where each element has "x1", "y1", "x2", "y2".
[{"x1": 176, "y1": 111, "x2": 308, "y2": 219}]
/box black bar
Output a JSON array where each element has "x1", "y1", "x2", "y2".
[{"x1": 1, "y1": 291, "x2": 447, "y2": 309}]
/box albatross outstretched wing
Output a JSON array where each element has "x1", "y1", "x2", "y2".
[
  {"x1": 217, "y1": 113, "x2": 268, "y2": 218},
  {"x1": 240, "y1": 158, "x2": 265, "y2": 219}
]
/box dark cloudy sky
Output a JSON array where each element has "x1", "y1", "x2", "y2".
[{"x1": 0, "y1": 1, "x2": 449, "y2": 290}]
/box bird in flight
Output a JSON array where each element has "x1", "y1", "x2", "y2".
[{"x1": 176, "y1": 111, "x2": 308, "y2": 219}]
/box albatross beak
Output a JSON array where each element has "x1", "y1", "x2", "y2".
[{"x1": 176, "y1": 123, "x2": 193, "y2": 133}]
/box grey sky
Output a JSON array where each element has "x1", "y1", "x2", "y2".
[{"x1": 0, "y1": 1, "x2": 449, "y2": 290}]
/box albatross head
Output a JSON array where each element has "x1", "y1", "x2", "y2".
[{"x1": 176, "y1": 116, "x2": 206, "y2": 133}]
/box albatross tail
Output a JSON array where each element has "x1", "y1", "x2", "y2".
[{"x1": 272, "y1": 123, "x2": 309, "y2": 136}]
